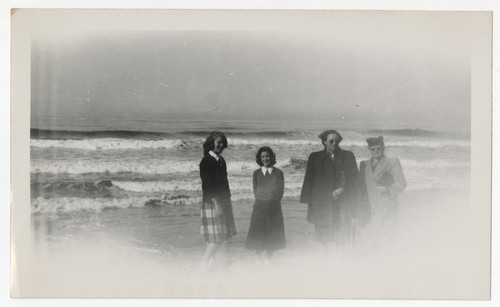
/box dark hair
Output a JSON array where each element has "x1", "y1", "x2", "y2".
[
  {"x1": 318, "y1": 129, "x2": 343, "y2": 146},
  {"x1": 256, "y1": 146, "x2": 277, "y2": 167},
  {"x1": 203, "y1": 131, "x2": 228, "y2": 155}
]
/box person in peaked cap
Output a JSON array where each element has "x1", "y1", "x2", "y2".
[
  {"x1": 300, "y1": 129, "x2": 364, "y2": 252},
  {"x1": 359, "y1": 136, "x2": 407, "y2": 245}
]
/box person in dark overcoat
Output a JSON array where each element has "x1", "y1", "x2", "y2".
[{"x1": 300, "y1": 129, "x2": 364, "y2": 250}]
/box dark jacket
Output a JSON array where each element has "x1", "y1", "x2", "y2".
[
  {"x1": 199, "y1": 154, "x2": 231, "y2": 204},
  {"x1": 300, "y1": 148, "x2": 359, "y2": 224}
]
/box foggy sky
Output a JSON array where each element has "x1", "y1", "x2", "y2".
[{"x1": 30, "y1": 11, "x2": 472, "y2": 130}]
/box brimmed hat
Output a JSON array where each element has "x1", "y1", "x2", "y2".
[{"x1": 366, "y1": 136, "x2": 384, "y2": 147}]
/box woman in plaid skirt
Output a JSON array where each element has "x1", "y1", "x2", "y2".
[{"x1": 199, "y1": 131, "x2": 237, "y2": 271}]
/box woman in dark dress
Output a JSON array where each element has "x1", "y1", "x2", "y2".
[
  {"x1": 199, "y1": 131, "x2": 237, "y2": 271},
  {"x1": 245, "y1": 146, "x2": 286, "y2": 265}
]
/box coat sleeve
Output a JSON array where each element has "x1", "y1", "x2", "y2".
[
  {"x1": 344, "y1": 151, "x2": 359, "y2": 192},
  {"x1": 357, "y1": 161, "x2": 371, "y2": 225},
  {"x1": 253, "y1": 170, "x2": 258, "y2": 198},
  {"x1": 359, "y1": 161, "x2": 366, "y2": 178},
  {"x1": 388, "y1": 158, "x2": 407, "y2": 196},
  {"x1": 300, "y1": 153, "x2": 315, "y2": 204},
  {"x1": 200, "y1": 157, "x2": 217, "y2": 200},
  {"x1": 276, "y1": 169, "x2": 285, "y2": 201},
  {"x1": 358, "y1": 161, "x2": 368, "y2": 195}
]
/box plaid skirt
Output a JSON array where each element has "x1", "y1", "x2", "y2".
[{"x1": 200, "y1": 199, "x2": 237, "y2": 243}]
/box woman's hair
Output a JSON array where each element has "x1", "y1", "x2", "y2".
[
  {"x1": 255, "y1": 146, "x2": 277, "y2": 167},
  {"x1": 203, "y1": 131, "x2": 228, "y2": 155},
  {"x1": 318, "y1": 129, "x2": 343, "y2": 146}
]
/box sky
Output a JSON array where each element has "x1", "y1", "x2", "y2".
[{"x1": 28, "y1": 10, "x2": 480, "y2": 130}]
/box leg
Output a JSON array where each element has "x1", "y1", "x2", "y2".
[
  {"x1": 223, "y1": 239, "x2": 234, "y2": 268},
  {"x1": 349, "y1": 218, "x2": 358, "y2": 246},
  {"x1": 255, "y1": 250, "x2": 263, "y2": 265},
  {"x1": 266, "y1": 250, "x2": 274, "y2": 259},
  {"x1": 200, "y1": 242, "x2": 221, "y2": 272},
  {"x1": 315, "y1": 223, "x2": 330, "y2": 253},
  {"x1": 264, "y1": 250, "x2": 274, "y2": 265},
  {"x1": 322, "y1": 241, "x2": 330, "y2": 253}
]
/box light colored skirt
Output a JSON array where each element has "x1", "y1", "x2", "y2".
[{"x1": 200, "y1": 199, "x2": 237, "y2": 243}]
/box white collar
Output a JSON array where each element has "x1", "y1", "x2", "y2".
[
  {"x1": 209, "y1": 150, "x2": 219, "y2": 161},
  {"x1": 261, "y1": 167, "x2": 273, "y2": 175}
]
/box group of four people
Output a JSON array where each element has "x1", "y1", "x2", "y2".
[{"x1": 199, "y1": 130, "x2": 406, "y2": 271}]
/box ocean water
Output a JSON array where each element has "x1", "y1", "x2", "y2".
[{"x1": 30, "y1": 118, "x2": 471, "y2": 260}]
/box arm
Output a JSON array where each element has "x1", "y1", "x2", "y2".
[
  {"x1": 253, "y1": 170, "x2": 258, "y2": 198},
  {"x1": 346, "y1": 151, "x2": 359, "y2": 187},
  {"x1": 387, "y1": 158, "x2": 407, "y2": 196},
  {"x1": 300, "y1": 153, "x2": 315, "y2": 204},
  {"x1": 334, "y1": 151, "x2": 359, "y2": 199},
  {"x1": 200, "y1": 158, "x2": 223, "y2": 215},
  {"x1": 276, "y1": 169, "x2": 285, "y2": 201},
  {"x1": 342, "y1": 151, "x2": 359, "y2": 194},
  {"x1": 358, "y1": 161, "x2": 368, "y2": 197},
  {"x1": 359, "y1": 161, "x2": 371, "y2": 216},
  {"x1": 200, "y1": 158, "x2": 217, "y2": 199}
]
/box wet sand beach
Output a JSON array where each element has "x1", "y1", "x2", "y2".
[{"x1": 25, "y1": 188, "x2": 486, "y2": 299}]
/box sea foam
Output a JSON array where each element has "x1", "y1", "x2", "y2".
[
  {"x1": 30, "y1": 156, "x2": 469, "y2": 175},
  {"x1": 31, "y1": 137, "x2": 471, "y2": 151},
  {"x1": 112, "y1": 176, "x2": 304, "y2": 193},
  {"x1": 31, "y1": 138, "x2": 189, "y2": 150}
]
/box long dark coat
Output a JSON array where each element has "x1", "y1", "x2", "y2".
[{"x1": 300, "y1": 148, "x2": 361, "y2": 227}]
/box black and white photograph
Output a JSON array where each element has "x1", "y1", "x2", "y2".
[{"x1": 10, "y1": 8, "x2": 492, "y2": 300}]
